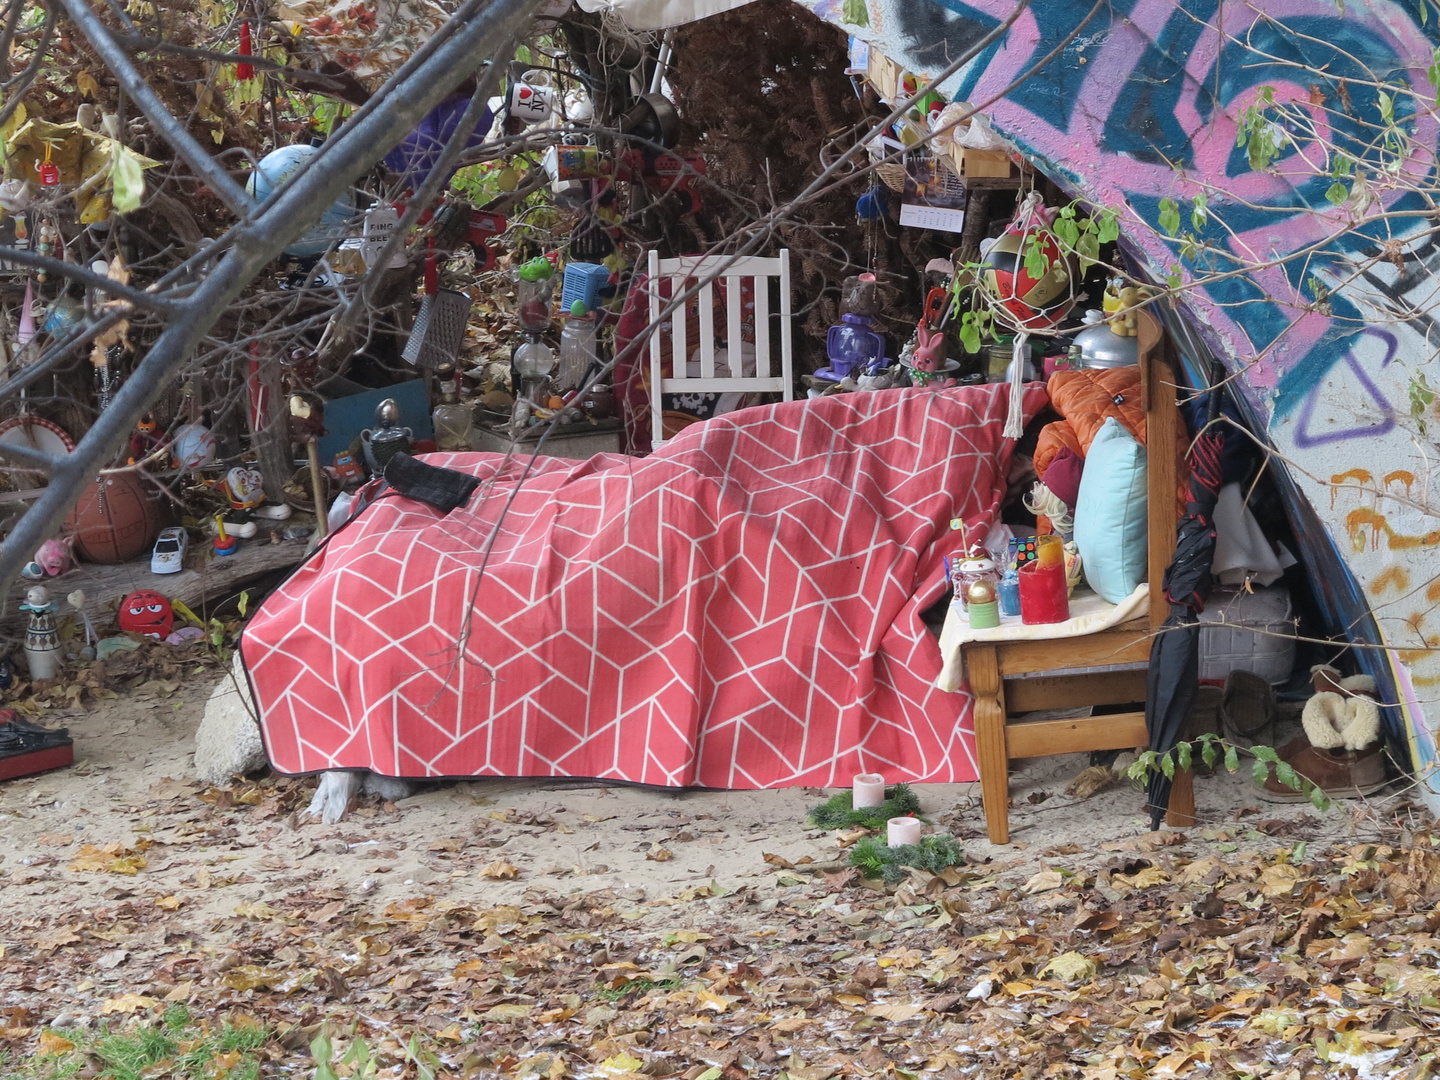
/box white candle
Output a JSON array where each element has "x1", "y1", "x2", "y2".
[
  {"x1": 852, "y1": 773, "x2": 886, "y2": 808},
  {"x1": 888, "y1": 816, "x2": 921, "y2": 847}
]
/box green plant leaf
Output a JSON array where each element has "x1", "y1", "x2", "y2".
[
  {"x1": 1158, "y1": 197, "x2": 1180, "y2": 237},
  {"x1": 1201, "y1": 738, "x2": 1218, "y2": 769},
  {"x1": 1309, "y1": 784, "x2": 1332, "y2": 812},
  {"x1": 959, "y1": 312, "x2": 982, "y2": 354},
  {"x1": 1053, "y1": 214, "x2": 1080, "y2": 251},
  {"x1": 1224, "y1": 744, "x2": 1239, "y2": 773},
  {"x1": 1325, "y1": 180, "x2": 1349, "y2": 206},
  {"x1": 1252, "y1": 745, "x2": 1279, "y2": 763},
  {"x1": 1275, "y1": 761, "x2": 1302, "y2": 791},
  {"x1": 1166, "y1": 265, "x2": 1183, "y2": 290},
  {"x1": 1191, "y1": 191, "x2": 1208, "y2": 229},
  {"x1": 1252, "y1": 758, "x2": 1270, "y2": 785},
  {"x1": 1176, "y1": 741, "x2": 1192, "y2": 772},
  {"x1": 1023, "y1": 235, "x2": 1051, "y2": 281},
  {"x1": 1076, "y1": 229, "x2": 1100, "y2": 272},
  {"x1": 1095, "y1": 209, "x2": 1119, "y2": 245},
  {"x1": 1161, "y1": 752, "x2": 1176, "y2": 780},
  {"x1": 1378, "y1": 89, "x2": 1394, "y2": 125}
]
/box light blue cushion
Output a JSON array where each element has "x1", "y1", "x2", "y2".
[{"x1": 1073, "y1": 417, "x2": 1148, "y2": 604}]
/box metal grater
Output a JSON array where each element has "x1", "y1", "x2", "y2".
[{"x1": 402, "y1": 288, "x2": 473, "y2": 368}]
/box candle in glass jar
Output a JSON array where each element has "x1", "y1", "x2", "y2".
[
  {"x1": 888, "y1": 816, "x2": 922, "y2": 847},
  {"x1": 852, "y1": 773, "x2": 886, "y2": 808},
  {"x1": 1019, "y1": 558, "x2": 1069, "y2": 624}
]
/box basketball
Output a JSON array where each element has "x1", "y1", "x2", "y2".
[{"x1": 66, "y1": 473, "x2": 162, "y2": 564}]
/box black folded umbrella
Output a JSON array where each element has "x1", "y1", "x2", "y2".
[{"x1": 1146, "y1": 365, "x2": 1227, "y2": 828}]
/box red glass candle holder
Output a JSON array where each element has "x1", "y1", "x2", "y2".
[{"x1": 1019, "y1": 559, "x2": 1069, "y2": 624}]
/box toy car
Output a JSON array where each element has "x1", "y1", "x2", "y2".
[{"x1": 150, "y1": 527, "x2": 188, "y2": 574}]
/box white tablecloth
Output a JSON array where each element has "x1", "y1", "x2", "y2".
[{"x1": 935, "y1": 583, "x2": 1149, "y2": 692}]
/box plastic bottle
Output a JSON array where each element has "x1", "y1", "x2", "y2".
[
  {"x1": 558, "y1": 300, "x2": 598, "y2": 391},
  {"x1": 516, "y1": 257, "x2": 556, "y2": 332}
]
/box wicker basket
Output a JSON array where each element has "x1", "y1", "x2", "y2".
[{"x1": 877, "y1": 156, "x2": 970, "y2": 201}]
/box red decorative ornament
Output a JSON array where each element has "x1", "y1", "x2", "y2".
[
  {"x1": 117, "y1": 589, "x2": 174, "y2": 639},
  {"x1": 236, "y1": 21, "x2": 254, "y2": 81}
]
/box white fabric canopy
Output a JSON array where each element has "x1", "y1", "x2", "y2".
[{"x1": 572, "y1": 0, "x2": 757, "y2": 29}]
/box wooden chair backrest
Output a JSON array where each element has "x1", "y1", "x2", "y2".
[{"x1": 1136, "y1": 308, "x2": 1180, "y2": 630}]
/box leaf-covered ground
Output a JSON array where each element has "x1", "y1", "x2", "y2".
[{"x1": 0, "y1": 667, "x2": 1432, "y2": 1080}]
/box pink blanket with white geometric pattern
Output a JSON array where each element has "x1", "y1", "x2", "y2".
[{"x1": 241, "y1": 384, "x2": 1045, "y2": 788}]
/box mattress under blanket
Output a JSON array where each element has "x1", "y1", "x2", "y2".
[{"x1": 241, "y1": 383, "x2": 1046, "y2": 787}]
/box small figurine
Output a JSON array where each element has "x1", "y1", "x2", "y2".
[
  {"x1": 360, "y1": 398, "x2": 413, "y2": 475},
  {"x1": 128, "y1": 413, "x2": 169, "y2": 467},
  {"x1": 21, "y1": 585, "x2": 60, "y2": 681},
  {"x1": 21, "y1": 536, "x2": 73, "y2": 580},
  {"x1": 117, "y1": 588, "x2": 174, "y2": 640},
  {"x1": 819, "y1": 274, "x2": 887, "y2": 382},
  {"x1": 216, "y1": 465, "x2": 266, "y2": 537},
  {"x1": 952, "y1": 544, "x2": 1001, "y2": 611},
  {"x1": 0, "y1": 654, "x2": 14, "y2": 690},
  {"x1": 67, "y1": 590, "x2": 96, "y2": 660}
]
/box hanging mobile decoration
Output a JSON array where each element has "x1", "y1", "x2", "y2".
[
  {"x1": 16, "y1": 279, "x2": 36, "y2": 345},
  {"x1": 35, "y1": 141, "x2": 59, "y2": 187},
  {"x1": 236, "y1": 20, "x2": 255, "y2": 81},
  {"x1": 34, "y1": 221, "x2": 57, "y2": 281}
]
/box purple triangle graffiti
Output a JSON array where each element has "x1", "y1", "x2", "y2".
[{"x1": 1293, "y1": 334, "x2": 1397, "y2": 449}]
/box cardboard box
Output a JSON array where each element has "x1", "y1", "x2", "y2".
[
  {"x1": 866, "y1": 49, "x2": 901, "y2": 104},
  {"x1": 948, "y1": 142, "x2": 1015, "y2": 180}
]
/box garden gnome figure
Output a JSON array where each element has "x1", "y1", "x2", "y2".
[{"x1": 21, "y1": 585, "x2": 59, "y2": 681}]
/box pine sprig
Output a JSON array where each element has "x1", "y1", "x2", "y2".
[
  {"x1": 848, "y1": 833, "x2": 963, "y2": 883},
  {"x1": 807, "y1": 783, "x2": 922, "y2": 830}
]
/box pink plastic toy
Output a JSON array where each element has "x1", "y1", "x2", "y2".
[{"x1": 21, "y1": 536, "x2": 73, "y2": 579}]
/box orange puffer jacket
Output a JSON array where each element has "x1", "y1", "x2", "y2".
[{"x1": 1034, "y1": 367, "x2": 1188, "y2": 516}]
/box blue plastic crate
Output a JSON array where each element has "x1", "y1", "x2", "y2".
[{"x1": 560, "y1": 262, "x2": 610, "y2": 314}]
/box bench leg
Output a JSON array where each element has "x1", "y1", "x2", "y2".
[
  {"x1": 1166, "y1": 765, "x2": 1196, "y2": 828},
  {"x1": 968, "y1": 645, "x2": 1011, "y2": 844}
]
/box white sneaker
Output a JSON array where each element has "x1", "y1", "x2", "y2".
[{"x1": 254, "y1": 501, "x2": 293, "y2": 521}]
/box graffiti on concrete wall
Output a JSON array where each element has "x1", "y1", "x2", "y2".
[{"x1": 814, "y1": 0, "x2": 1440, "y2": 791}]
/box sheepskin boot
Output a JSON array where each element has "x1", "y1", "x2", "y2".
[{"x1": 1261, "y1": 681, "x2": 1385, "y2": 801}]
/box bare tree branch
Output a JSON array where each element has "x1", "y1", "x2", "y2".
[{"x1": 0, "y1": 0, "x2": 545, "y2": 591}]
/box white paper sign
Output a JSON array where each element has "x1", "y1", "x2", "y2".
[{"x1": 900, "y1": 204, "x2": 966, "y2": 232}]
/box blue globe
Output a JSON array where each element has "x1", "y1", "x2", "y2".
[{"x1": 246, "y1": 144, "x2": 359, "y2": 258}]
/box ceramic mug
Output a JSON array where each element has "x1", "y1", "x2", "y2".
[{"x1": 508, "y1": 71, "x2": 557, "y2": 124}]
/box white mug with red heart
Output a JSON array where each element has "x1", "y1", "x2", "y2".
[{"x1": 507, "y1": 70, "x2": 557, "y2": 124}]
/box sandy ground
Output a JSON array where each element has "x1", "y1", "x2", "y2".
[{"x1": 0, "y1": 669, "x2": 1406, "y2": 934}]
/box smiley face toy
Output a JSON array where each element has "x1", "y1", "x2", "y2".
[{"x1": 117, "y1": 589, "x2": 174, "y2": 640}]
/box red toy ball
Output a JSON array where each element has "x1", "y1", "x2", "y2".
[
  {"x1": 117, "y1": 589, "x2": 173, "y2": 639},
  {"x1": 66, "y1": 473, "x2": 162, "y2": 564}
]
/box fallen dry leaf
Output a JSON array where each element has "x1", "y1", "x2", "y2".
[
  {"x1": 68, "y1": 842, "x2": 148, "y2": 875},
  {"x1": 866, "y1": 1002, "x2": 923, "y2": 1022},
  {"x1": 479, "y1": 860, "x2": 519, "y2": 880},
  {"x1": 1042, "y1": 951, "x2": 1096, "y2": 983},
  {"x1": 1022, "y1": 870, "x2": 1064, "y2": 894},
  {"x1": 100, "y1": 993, "x2": 159, "y2": 1015}
]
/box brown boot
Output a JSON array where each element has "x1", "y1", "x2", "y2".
[{"x1": 1257, "y1": 737, "x2": 1387, "y2": 802}]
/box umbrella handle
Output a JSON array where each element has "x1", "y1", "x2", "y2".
[{"x1": 1207, "y1": 361, "x2": 1225, "y2": 424}]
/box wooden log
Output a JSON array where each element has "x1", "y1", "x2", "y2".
[{"x1": 1, "y1": 534, "x2": 309, "y2": 639}]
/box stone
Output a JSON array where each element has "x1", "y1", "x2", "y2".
[{"x1": 192, "y1": 652, "x2": 267, "y2": 785}]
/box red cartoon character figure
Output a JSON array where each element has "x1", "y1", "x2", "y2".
[{"x1": 118, "y1": 589, "x2": 173, "y2": 639}]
